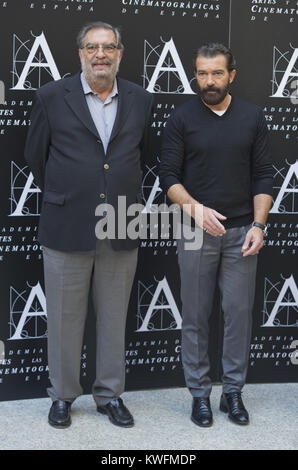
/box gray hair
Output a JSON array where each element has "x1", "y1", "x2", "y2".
[{"x1": 77, "y1": 21, "x2": 124, "y2": 50}]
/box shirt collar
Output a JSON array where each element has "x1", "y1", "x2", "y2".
[{"x1": 80, "y1": 72, "x2": 118, "y2": 100}]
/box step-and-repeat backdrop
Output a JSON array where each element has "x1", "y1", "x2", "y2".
[{"x1": 0, "y1": 0, "x2": 297, "y2": 400}]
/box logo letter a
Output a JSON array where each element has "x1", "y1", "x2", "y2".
[
  {"x1": 146, "y1": 38, "x2": 195, "y2": 95},
  {"x1": 11, "y1": 32, "x2": 61, "y2": 90}
]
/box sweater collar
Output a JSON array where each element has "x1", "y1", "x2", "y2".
[{"x1": 198, "y1": 94, "x2": 234, "y2": 118}]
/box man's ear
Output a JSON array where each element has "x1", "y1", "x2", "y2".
[{"x1": 229, "y1": 69, "x2": 236, "y2": 84}]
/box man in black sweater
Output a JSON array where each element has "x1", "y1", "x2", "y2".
[{"x1": 159, "y1": 44, "x2": 273, "y2": 427}]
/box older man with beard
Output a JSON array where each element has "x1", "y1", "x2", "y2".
[
  {"x1": 159, "y1": 43, "x2": 273, "y2": 427},
  {"x1": 25, "y1": 21, "x2": 153, "y2": 429}
]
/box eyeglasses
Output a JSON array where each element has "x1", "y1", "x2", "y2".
[{"x1": 82, "y1": 43, "x2": 118, "y2": 55}]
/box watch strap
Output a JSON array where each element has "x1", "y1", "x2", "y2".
[{"x1": 252, "y1": 221, "x2": 267, "y2": 234}]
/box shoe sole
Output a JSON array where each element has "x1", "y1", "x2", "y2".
[
  {"x1": 48, "y1": 418, "x2": 72, "y2": 429},
  {"x1": 97, "y1": 407, "x2": 134, "y2": 428},
  {"x1": 219, "y1": 402, "x2": 249, "y2": 425},
  {"x1": 191, "y1": 416, "x2": 213, "y2": 428}
]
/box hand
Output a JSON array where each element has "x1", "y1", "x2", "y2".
[
  {"x1": 241, "y1": 227, "x2": 264, "y2": 257},
  {"x1": 193, "y1": 204, "x2": 227, "y2": 237}
]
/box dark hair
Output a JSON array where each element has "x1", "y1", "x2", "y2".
[
  {"x1": 77, "y1": 21, "x2": 124, "y2": 50},
  {"x1": 194, "y1": 43, "x2": 236, "y2": 72}
]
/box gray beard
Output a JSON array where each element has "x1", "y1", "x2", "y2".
[
  {"x1": 81, "y1": 57, "x2": 120, "y2": 93},
  {"x1": 84, "y1": 69, "x2": 116, "y2": 93}
]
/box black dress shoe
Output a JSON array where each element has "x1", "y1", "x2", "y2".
[
  {"x1": 48, "y1": 400, "x2": 71, "y2": 428},
  {"x1": 220, "y1": 392, "x2": 249, "y2": 425},
  {"x1": 191, "y1": 397, "x2": 213, "y2": 427},
  {"x1": 97, "y1": 398, "x2": 134, "y2": 428}
]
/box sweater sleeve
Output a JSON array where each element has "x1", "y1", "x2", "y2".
[
  {"x1": 251, "y1": 108, "x2": 273, "y2": 197},
  {"x1": 159, "y1": 111, "x2": 185, "y2": 195}
]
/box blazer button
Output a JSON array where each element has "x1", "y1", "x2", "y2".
[
  {"x1": 104, "y1": 164, "x2": 109, "y2": 170},
  {"x1": 99, "y1": 193, "x2": 105, "y2": 199}
]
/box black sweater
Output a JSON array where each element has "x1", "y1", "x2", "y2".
[{"x1": 159, "y1": 95, "x2": 273, "y2": 228}]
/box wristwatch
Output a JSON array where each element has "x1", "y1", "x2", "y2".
[{"x1": 252, "y1": 221, "x2": 267, "y2": 235}]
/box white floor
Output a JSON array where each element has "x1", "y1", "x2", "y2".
[{"x1": 0, "y1": 383, "x2": 296, "y2": 450}]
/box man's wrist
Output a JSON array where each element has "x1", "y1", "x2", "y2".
[
  {"x1": 190, "y1": 201, "x2": 202, "y2": 216},
  {"x1": 252, "y1": 221, "x2": 267, "y2": 235}
]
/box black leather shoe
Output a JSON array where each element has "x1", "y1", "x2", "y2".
[
  {"x1": 97, "y1": 398, "x2": 134, "y2": 428},
  {"x1": 48, "y1": 400, "x2": 71, "y2": 428},
  {"x1": 191, "y1": 397, "x2": 213, "y2": 427},
  {"x1": 220, "y1": 392, "x2": 249, "y2": 425}
]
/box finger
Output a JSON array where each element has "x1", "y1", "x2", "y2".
[
  {"x1": 242, "y1": 233, "x2": 254, "y2": 252},
  {"x1": 209, "y1": 215, "x2": 226, "y2": 235},
  {"x1": 212, "y1": 210, "x2": 227, "y2": 220},
  {"x1": 203, "y1": 210, "x2": 226, "y2": 236},
  {"x1": 242, "y1": 233, "x2": 264, "y2": 253},
  {"x1": 204, "y1": 225, "x2": 225, "y2": 237},
  {"x1": 242, "y1": 241, "x2": 263, "y2": 257},
  {"x1": 204, "y1": 228, "x2": 218, "y2": 237},
  {"x1": 243, "y1": 248, "x2": 257, "y2": 257},
  {"x1": 203, "y1": 220, "x2": 221, "y2": 236},
  {"x1": 241, "y1": 240, "x2": 250, "y2": 252},
  {"x1": 204, "y1": 221, "x2": 225, "y2": 235}
]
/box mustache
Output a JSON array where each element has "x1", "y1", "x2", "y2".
[
  {"x1": 202, "y1": 86, "x2": 221, "y2": 93},
  {"x1": 91, "y1": 59, "x2": 113, "y2": 66}
]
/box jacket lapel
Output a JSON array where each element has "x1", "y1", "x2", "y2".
[
  {"x1": 64, "y1": 73, "x2": 100, "y2": 138},
  {"x1": 108, "y1": 77, "x2": 134, "y2": 145},
  {"x1": 63, "y1": 74, "x2": 134, "y2": 142}
]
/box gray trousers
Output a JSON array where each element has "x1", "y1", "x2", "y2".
[
  {"x1": 43, "y1": 239, "x2": 138, "y2": 406},
  {"x1": 177, "y1": 225, "x2": 258, "y2": 398}
]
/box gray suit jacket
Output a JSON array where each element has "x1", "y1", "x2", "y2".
[{"x1": 24, "y1": 72, "x2": 153, "y2": 251}]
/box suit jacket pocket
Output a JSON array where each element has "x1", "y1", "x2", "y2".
[{"x1": 43, "y1": 190, "x2": 65, "y2": 205}]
